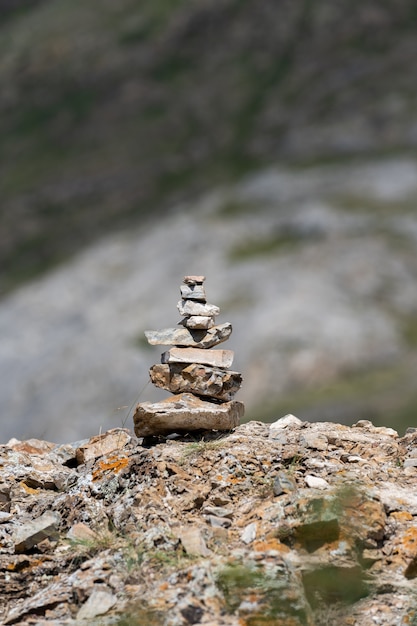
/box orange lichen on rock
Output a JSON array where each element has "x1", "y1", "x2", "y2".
[{"x1": 92, "y1": 454, "x2": 129, "y2": 481}]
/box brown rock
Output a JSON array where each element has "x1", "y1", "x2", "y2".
[
  {"x1": 133, "y1": 393, "x2": 244, "y2": 436},
  {"x1": 161, "y1": 346, "x2": 234, "y2": 368},
  {"x1": 75, "y1": 428, "x2": 131, "y2": 465},
  {"x1": 149, "y1": 363, "x2": 242, "y2": 401},
  {"x1": 183, "y1": 275, "x2": 205, "y2": 284},
  {"x1": 177, "y1": 525, "x2": 211, "y2": 556}
]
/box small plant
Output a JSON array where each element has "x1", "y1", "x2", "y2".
[
  {"x1": 216, "y1": 561, "x2": 310, "y2": 622},
  {"x1": 181, "y1": 437, "x2": 227, "y2": 459}
]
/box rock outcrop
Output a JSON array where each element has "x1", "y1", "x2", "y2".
[
  {"x1": 2, "y1": 417, "x2": 417, "y2": 625},
  {"x1": 133, "y1": 276, "x2": 244, "y2": 437}
]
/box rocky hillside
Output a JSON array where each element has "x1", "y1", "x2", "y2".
[
  {"x1": 1, "y1": 0, "x2": 417, "y2": 293},
  {"x1": 2, "y1": 417, "x2": 417, "y2": 625}
]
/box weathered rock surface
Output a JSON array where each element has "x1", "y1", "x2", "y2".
[
  {"x1": 144, "y1": 322, "x2": 232, "y2": 348},
  {"x1": 177, "y1": 299, "x2": 220, "y2": 318},
  {"x1": 180, "y1": 315, "x2": 215, "y2": 329},
  {"x1": 133, "y1": 393, "x2": 244, "y2": 437},
  {"x1": 2, "y1": 417, "x2": 417, "y2": 625},
  {"x1": 161, "y1": 346, "x2": 234, "y2": 368},
  {"x1": 180, "y1": 283, "x2": 206, "y2": 301},
  {"x1": 150, "y1": 363, "x2": 242, "y2": 401}
]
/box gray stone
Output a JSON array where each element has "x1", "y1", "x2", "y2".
[
  {"x1": 177, "y1": 299, "x2": 220, "y2": 317},
  {"x1": 0, "y1": 483, "x2": 10, "y2": 513},
  {"x1": 273, "y1": 471, "x2": 297, "y2": 496},
  {"x1": 403, "y1": 458, "x2": 417, "y2": 468},
  {"x1": 144, "y1": 322, "x2": 232, "y2": 348},
  {"x1": 161, "y1": 346, "x2": 234, "y2": 368},
  {"x1": 206, "y1": 515, "x2": 231, "y2": 528},
  {"x1": 180, "y1": 315, "x2": 215, "y2": 329},
  {"x1": 133, "y1": 393, "x2": 244, "y2": 437},
  {"x1": 240, "y1": 522, "x2": 257, "y2": 544},
  {"x1": 76, "y1": 589, "x2": 117, "y2": 620},
  {"x1": 180, "y1": 283, "x2": 206, "y2": 301},
  {"x1": 14, "y1": 511, "x2": 61, "y2": 553},
  {"x1": 149, "y1": 363, "x2": 242, "y2": 401}
]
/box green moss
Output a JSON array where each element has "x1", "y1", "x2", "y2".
[
  {"x1": 228, "y1": 230, "x2": 310, "y2": 262},
  {"x1": 113, "y1": 606, "x2": 165, "y2": 626},
  {"x1": 216, "y1": 198, "x2": 256, "y2": 217},
  {"x1": 302, "y1": 565, "x2": 369, "y2": 608},
  {"x1": 217, "y1": 561, "x2": 310, "y2": 621},
  {"x1": 402, "y1": 316, "x2": 417, "y2": 348}
]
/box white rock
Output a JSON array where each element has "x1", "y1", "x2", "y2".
[
  {"x1": 240, "y1": 522, "x2": 257, "y2": 544},
  {"x1": 269, "y1": 414, "x2": 303, "y2": 437},
  {"x1": 305, "y1": 475, "x2": 329, "y2": 489},
  {"x1": 76, "y1": 590, "x2": 117, "y2": 620}
]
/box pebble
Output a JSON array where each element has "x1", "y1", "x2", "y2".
[
  {"x1": 240, "y1": 522, "x2": 257, "y2": 544},
  {"x1": 304, "y1": 474, "x2": 329, "y2": 489}
]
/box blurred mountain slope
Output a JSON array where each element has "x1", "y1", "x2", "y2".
[
  {"x1": 1, "y1": 0, "x2": 417, "y2": 292},
  {"x1": 1, "y1": 157, "x2": 417, "y2": 443}
]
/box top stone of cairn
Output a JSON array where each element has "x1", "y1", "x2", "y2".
[
  {"x1": 183, "y1": 275, "x2": 205, "y2": 284},
  {"x1": 181, "y1": 275, "x2": 206, "y2": 301}
]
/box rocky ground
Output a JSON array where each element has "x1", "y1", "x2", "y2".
[{"x1": 2, "y1": 416, "x2": 417, "y2": 625}]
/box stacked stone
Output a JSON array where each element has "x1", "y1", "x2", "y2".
[{"x1": 133, "y1": 276, "x2": 244, "y2": 437}]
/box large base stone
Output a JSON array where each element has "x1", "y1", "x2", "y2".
[
  {"x1": 133, "y1": 393, "x2": 244, "y2": 437},
  {"x1": 149, "y1": 363, "x2": 242, "y2": 401}
]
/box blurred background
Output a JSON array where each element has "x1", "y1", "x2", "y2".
[{"x1": 1, "y1": 0, "x2": 417, "y2": 443}]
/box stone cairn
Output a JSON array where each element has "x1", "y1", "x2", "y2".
[{"x1": 133, "y1": 275, "x2": 245, "y2": 437}]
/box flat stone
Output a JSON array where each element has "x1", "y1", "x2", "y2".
[
  {"x1": 183, "y1": 275, "x2": 205, "y2": 284},
  {"x1": 76, "y1": 589, "x2": 117, "y2": 620},
  {"x1": 404, "y1": 458, "x2": 417, "y2": 468},
  {"x1": 180, "y1": 315, "x2": 215, "y2": 329},
  {"x1": 207, "y1": 515, "x2": 231, "y2": 528},
  {"x1": 75, "y1": 428, "x2": 131, "y2": 465},
  {"x1": 66, "y1": 523, "x2": 97, "y2": 542},
  {"x1": 133, "y1": 393, "x2": 244, "y2": 437},
  {"x1": 177, "y1": 300, "x2": 220, "y2": 317},
  {"x1": 149, "y1": 363, "x2": 242, "y2": 401},
  {"x1": 180, "y1": 283, "x2": 206, "y2": 301},
  {"x1": 144, "y1": 322, "x2": 232, "y2": 348},
  {"x1": 301, "y1": 432, "x2": 328, "y2": 451},
  {"x1": 240, "y1": 522, "x2": 257, "y2": 544},
  {"x1": 177, "y1": 525, "x2": 211, "y2": 556},
  {"x1": 14, "y1": 511, "x2": 61, "y2": 553},
  {"x1": 161, "y1": 347, "x2": 234, "y2": 368}
]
